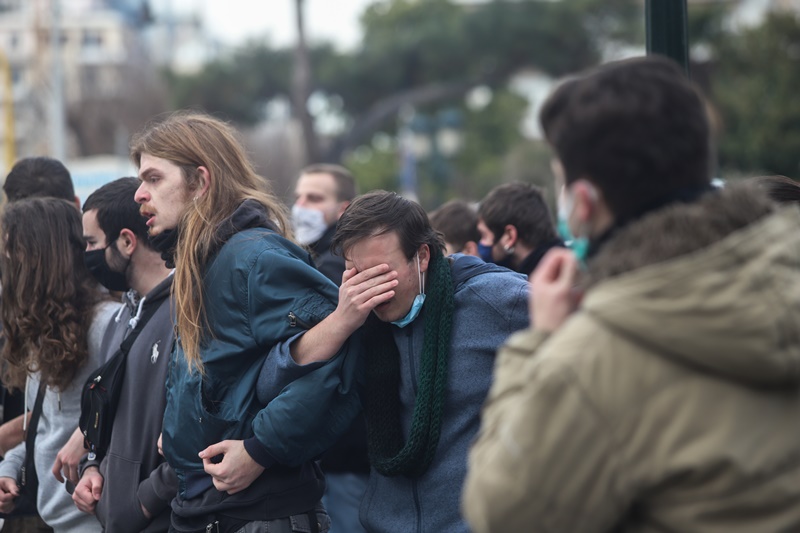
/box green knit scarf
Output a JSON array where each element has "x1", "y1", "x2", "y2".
[{"x1": 363, "y1": 253, "x2": 454, "y2": 478}]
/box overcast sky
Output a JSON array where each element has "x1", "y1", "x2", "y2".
[{"x1": 153, "y1": 0, "x2": 375, "y2": 49}]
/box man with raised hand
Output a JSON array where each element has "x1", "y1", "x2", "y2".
[{"x1": 464, "y1": 56, "x2": 800, "y2": 532}]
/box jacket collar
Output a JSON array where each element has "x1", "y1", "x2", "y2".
[
  {"x1": 579, "y1": 183, "x2": 800, "y2": 388},
  {"x1": 519, "y1": 238, "x2": 564, "y2": 276},
  {"x1": 212, "y1": 199, "x2": 279, "y2": 253}
]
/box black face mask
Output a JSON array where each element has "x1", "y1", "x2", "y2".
[
  {"x1": 149, "y1": 229, "x2": 178, "y2": 269},
  {"x1": 84, "y1": 246, "x2": 129, "y2": 292}
]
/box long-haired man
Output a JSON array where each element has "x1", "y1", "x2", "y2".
[{"x1": 131, "y1": 112, "x2": 367, "y2": 532}]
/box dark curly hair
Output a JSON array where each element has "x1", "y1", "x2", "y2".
[{"x1": 1, "y1": 198, "x2": 105, "y2": 392}]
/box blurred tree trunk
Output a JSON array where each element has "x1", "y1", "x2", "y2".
[{"x1": 292, "y1": 0, "x2": 319, "y2": 164}]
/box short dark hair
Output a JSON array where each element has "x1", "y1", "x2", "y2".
[
  {"x1": 333, "y1": 191, "x2": 445, "y2": 260},
  {"x1": 540, "y1": 56, "x2": 712, "y2": 221},
  {"x1": 429, "y1": 200, "x2": 480, "y2": 252},
  {"x1": 3, "y1": 157, "x2": 75, "y2": 202},
  {"x1": 82, "y1": 177, "x2": 151, "y2": 248},
  {"x1": 753, "y1": 175, "x2": 800, "y2": 206},
  {"x1": 301, "y1": 164, "x2": 357, "y2": 202},
  {"x1": 479, "y1": 183, "x2": 556, "y2": 247}
]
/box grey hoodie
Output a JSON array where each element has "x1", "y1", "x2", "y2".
[
  {"x1": 0, "y1": 301, "x2": 120, "y2": 532},
  {"x1": 84, "y1": 274, "x2": 176, "y2": 533}
]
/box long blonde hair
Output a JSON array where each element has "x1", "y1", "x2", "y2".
[{"x1": 130, "y1": 112, "x2": 291, "y2": 373}]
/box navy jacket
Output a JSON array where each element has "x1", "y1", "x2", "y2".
[{"x1": 163, "y1": 203, "x2": 361, "y2": 525}]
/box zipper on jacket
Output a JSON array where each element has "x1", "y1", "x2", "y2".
[{"x1": 288, "y1": 311, "x2": 312, "y2": 329}]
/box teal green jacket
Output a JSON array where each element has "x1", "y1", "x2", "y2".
[{"x1": 162, "y1": 217, "x2": 361, "y2": 518}]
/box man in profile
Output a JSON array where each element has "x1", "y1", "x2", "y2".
[
  {"x1": 477, "y1": 182, "x2": 562, "y2": 275},
  {"x1": 72, "y1": 177, "x2": 175, "y2": 531},
  {"x1": 429, "y1": 200, "x2": 481, "y2": 257}
]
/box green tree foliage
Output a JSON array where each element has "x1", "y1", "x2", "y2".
[
  {"x1": 711, "y1": 13, "x2": 800, "y2": 178},
  {"x1": 165, "y1": 0, "x2": 642, "y2": 206},
  {"x1": 452, "y1": 90, "x2": 529, "y2": 201},
  {"x1": 167, "y1": 0, "x2": 637, "y2": 135},
  {"x1": 164, "y1": 43, "x2": 341, "y2": 125}
]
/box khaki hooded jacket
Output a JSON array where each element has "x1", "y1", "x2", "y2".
[{"x1": 463, "y1": 184, "x2": 800, "y2": 533}]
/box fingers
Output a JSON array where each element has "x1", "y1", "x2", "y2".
[
  {"x1": 533, "y1": 249, "x2": 576, "y2": 284},
  {"x1": 530, "y1": 248, "x2": 581, "y2": 333},
  {"x1": 341, "y1": 271, "x2": 398, "y2": 306},
  {"x1": 91, "y1": 477, "x2": 103, "y2": 501},
  {"x1": 0, "y1": 477, "x2": 19, "y2": 498},
  {"x1": 52, "y1": 456, "x2": 81, "y2": 485},
  {"x1": 66, "y1": 462, "x2": 80, "y2": 486},
  {"x1": 198, "y1": 441, "x2": 228, "y2": 461},
  {"x1": 346, "y1": 263, "x2": 390, "y2": 282},
  {"x1": 341, "y1": 267, "x2": 357, "y2": 285},
  {"x1": 201, "y1": 455, "x2": 220, "y2": 477},
  {"x1": 200, "y1": 441, "x2": 230, "y2": 477},
  {"x1": 211, "y1": 477, "x2": 232, "y2": 493},
  {"x1": 73, "y1": 481, "x2": 97, "y2": 514},
  {"x1": 52, "y1": 457, "x2": 65, "y2": 483},
  {"x1": 211, "y1": 476, "x2": 245, "y2": 495},
  {"x1": 157, "y1": 433, "x2": 163, "y2": 457}
]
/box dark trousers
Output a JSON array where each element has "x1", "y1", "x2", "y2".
[{"x1": 170, "y1": 503, "x2": 329, "y2": 533}]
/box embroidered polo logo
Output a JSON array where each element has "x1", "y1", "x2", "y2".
[{"x1": 151, "y1": 341, "x2": 160, "y2": 364}]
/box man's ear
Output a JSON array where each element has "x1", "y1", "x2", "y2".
[
  {"x1": 195, "y1": 166, "x2": 211, "y2": 198},
  {"x1": 463, "y1": 241, "x2": 479, "y2": 257},
  {"x1": 570, "y1": 179, "x2": 598, "y2": 226},
  {"x1": 418, "y1": 243, "x2": 431, "y2": 273},
  {"x1": 336, "y1": 200, "x2": 350, "y2": 219},
  {"x1": 501, "y1": 224, "x2": 518, "y2": 249},
  {"x1": 116, "y1": 228, "x2": 137, "y2": 257}
]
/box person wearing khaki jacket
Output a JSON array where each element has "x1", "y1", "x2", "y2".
[{"x1": 463, "y1": 57, "x2": 800, "y2": 533}]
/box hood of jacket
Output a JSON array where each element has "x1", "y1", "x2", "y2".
[
  {"x1": 211, "y1": 199, "x2": 279, "y2": 253},
  {"x1": 581, "y1": 183, "x2": 800, "y2": 388}
]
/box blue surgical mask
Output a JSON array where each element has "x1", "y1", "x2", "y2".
[
  {"x1": 392, "y1": 253, "x2": 426, "y2": 328},
  {"x1": 557, "y1": 189, "x2": 590, "y2": 266},
  {"x1": 477, "y1": 242, "x2": 494, "y2": 264}
]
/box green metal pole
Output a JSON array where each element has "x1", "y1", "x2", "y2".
[{"x1": 646, "y1": 0, "x2": 690, "y2": 76}]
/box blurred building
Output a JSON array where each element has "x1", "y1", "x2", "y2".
[
  {"x1": 143, "y1": 9, "x2": 220, "y2": 75},
  {"x1": 0, "y1": 0, "x2": 167, "y2": 182}
]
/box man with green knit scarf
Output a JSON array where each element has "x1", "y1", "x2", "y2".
[
  {"x1": 322, "y1": 191, "x2": 530, "y2": 533},
  {"x1": 220, "y1": 190, "x2": 529, "y2": 532}
]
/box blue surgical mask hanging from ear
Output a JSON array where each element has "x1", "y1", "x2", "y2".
[
  {"x1": 557, "y1": 188, "x2": 590, "y2": 266},
  {"x1": 392, "y1": 253, "x2": 426, "y2": 328}
]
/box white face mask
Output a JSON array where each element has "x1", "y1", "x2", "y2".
[{"x1": 292, "y1": 204, "x2": 328, "y2": 245}]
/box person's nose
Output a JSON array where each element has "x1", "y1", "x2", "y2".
[{"x1": 134, "y1": 182, "x2": 149, "y2": 204}]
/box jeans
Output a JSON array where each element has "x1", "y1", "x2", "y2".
[{"x1": 321, "y1": 472, "x2": 368, "y2": 533}]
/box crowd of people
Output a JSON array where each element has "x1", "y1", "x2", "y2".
[{"x1": 0, "y1": 55, "x2": 797, "y2": 533}]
